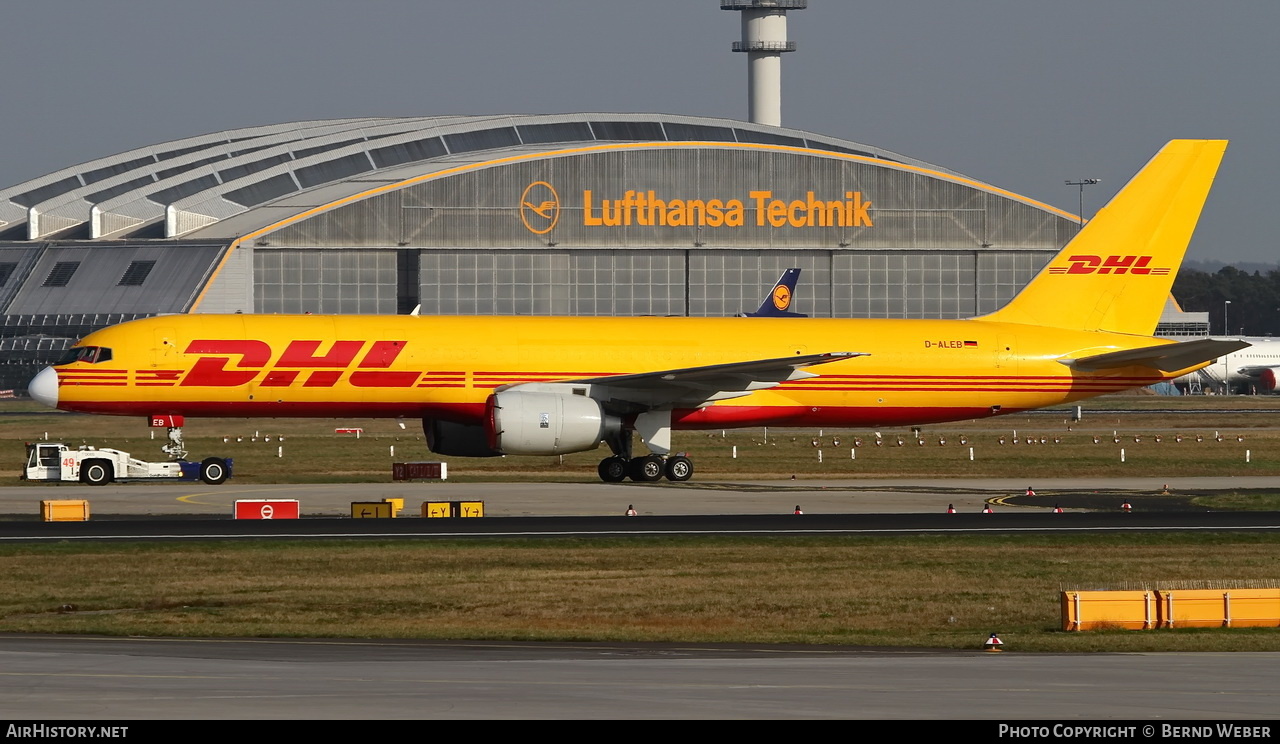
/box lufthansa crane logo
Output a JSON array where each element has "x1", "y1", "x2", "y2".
[
  {"x1": 772, "y1": 284, "x2": 792, "y2": 311},
  {"x1": 520, "y1": 181, "x2": 560, "y2": 235}
]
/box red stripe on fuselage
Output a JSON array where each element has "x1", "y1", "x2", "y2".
[{"x1": 56, "y1": 399, "x2": 1020, "y2": 429}]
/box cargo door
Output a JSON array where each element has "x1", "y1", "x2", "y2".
[
  {"x1": 996, "y1": 335, "x2": 1018, "y2": 373},
  {"x1": 993, "y1": 334, "x2": 1018, "y2": 413}
]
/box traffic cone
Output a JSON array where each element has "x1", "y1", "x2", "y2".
[
  {"x1": 982, "y1": 505, "x2": 993, "y2": 514},
  {"x1": 1053, "y1": 505, "x2": 1063, "y2": 514},
  {"x1": 984, "y1": 633, "x2": 1003, "y2": 652},
  {"x1": 946, "y1": 504, "x2": 956, "y2": 514},
  {"x1": 1161, "y1": 484, "x2": 1171, "y2": 496}
]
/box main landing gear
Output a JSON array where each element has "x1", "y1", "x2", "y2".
[
  {"x1": 596, "y1": 410, "x2": 693, "y2": 483},
  {"x1": 597, "y1": 453, "x2": 693, "y2": 483}
]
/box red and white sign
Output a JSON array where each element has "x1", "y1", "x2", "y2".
[
  {"x1": 150, "y1": 414, "x2": 184, "y2": 428},
  {"x1": 234, "y1": 499, "x2": 300, "y2": 519}
]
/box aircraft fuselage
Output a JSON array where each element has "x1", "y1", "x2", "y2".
[{"x1": 41, "y1": 313, "x2": 1176, "y2": 428}]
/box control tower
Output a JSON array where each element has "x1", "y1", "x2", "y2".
[{"x1": 722, "y1": 1, "x2": 807, "y2": 127}]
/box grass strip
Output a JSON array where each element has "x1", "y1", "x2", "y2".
[{"x1": 2, "y1": 532, "x2": 1278, "y2": 652}]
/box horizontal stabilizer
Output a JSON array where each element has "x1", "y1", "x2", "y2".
[{"x1": 1060, "y1": 338, "x2": 1249, "y2": 373}]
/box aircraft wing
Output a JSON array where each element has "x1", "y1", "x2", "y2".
[
  {"x1": 1059, "y1": 338, "x2": 1250, "y2": 373},
  {"x1": 564, "y1": 351, "x2": 864, "y2": 408}
]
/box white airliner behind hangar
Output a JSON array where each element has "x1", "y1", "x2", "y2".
[{"x1": 1173, "y1": 336, "x2": 1280, "y2": 393}]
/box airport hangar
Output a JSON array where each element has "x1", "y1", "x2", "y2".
[{"x1": 0, "y1": 113, "x2": 1087, "y2": 393}]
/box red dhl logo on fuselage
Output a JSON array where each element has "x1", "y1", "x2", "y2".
[
  {"x1": 120, "y1": 340, "x2": 460, "y2": 389},
  {"x1": 1047, "y1": 255, "x2": 1171, "y2": 275},
  {"x1": 60, "y1": 338, "x2": 594, "y2": 390},
  {"x1": 162, "y1": 340, "x2": 443, "y2": 388}
]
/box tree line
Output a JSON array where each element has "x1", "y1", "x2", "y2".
[{"x1": 1172, "y1": 266, "x2": 1280, "y2": 337}]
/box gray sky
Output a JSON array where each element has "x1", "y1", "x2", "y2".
[{"x1": 1, "y1": 1, "x2": 1275, "y2": 265}]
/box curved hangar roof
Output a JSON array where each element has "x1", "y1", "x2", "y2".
[{"x1": 0, "y1": 113, "x2": 1070, "y2": 243}]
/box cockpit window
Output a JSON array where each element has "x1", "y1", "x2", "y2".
[{"x1": 55, "y1": 346, "x2": 113, "y2": 365}]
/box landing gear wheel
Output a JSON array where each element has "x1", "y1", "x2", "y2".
[
  {"x1": 80, "y1": 460, "x2": 113, "y2": 486},
  {"x1": 597, "y1": 456, "x2": 628, "y2": 483},
  {"x1": 628, "y1": 454, "x2": 665, "y2": 482},
  {"x1": 200, "y1": 457, "x2": 229, "y2": 485},
  {"x1": 664, "y1": 455, "x2": 693, "y2": 482}
]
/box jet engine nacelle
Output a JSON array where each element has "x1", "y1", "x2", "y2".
[
  {"x1": 1259, "y1": 368, "x2": 1277, "y2": 392},
  {"x1": 487, "y1": 388, "x2": 620, "y2": 455},
  {"x1": 423, "y1": 418, "x2": 501, "y2": 457}
]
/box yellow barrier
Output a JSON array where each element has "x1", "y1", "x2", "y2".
[
  {"x1": 1062, "y1": 591, "x2": 1156, "y2": 631},
  {"x1": 1063, "y1": 588, "x2": 1280, "y2": 630},
  {"x1": 1162, "y1": 589, "x2": 1280, "y2": 629},
  {"x1": 41, "y1": 500, "x2": 90, "y2": 522},
  {"x1": 383, "y1": 498, "x2": 404, "y2": 517}
]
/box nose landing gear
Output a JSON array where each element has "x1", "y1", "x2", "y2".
[{"x1": 161, "y1": 426, "x2": 187, "y2": 460}]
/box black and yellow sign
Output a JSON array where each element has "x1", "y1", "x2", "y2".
[
  {"x1": 422, "y1": 501, "x2": 485, "y2": 518},
  {"x1": 350, "y1": 501, "x2": 394, "y2": 519}
]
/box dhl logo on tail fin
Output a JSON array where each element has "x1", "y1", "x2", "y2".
[
  {"x1": 980, "y1": 139, "x2": 1227, "y2": 335},
  {"x1": 1048, "y1": 255, "x2": 1171, "y2": 276}
]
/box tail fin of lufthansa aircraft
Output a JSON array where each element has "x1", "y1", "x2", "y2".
[
  {"x1": 743, "y1": 268, "x2": 807, "y2": 318},
  {"x1": 980, "y1": 140, "x2": 1228, "y2": 336}
]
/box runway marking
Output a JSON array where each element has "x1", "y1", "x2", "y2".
[
  {"x1": 0, "y1": 633, "x2": 890, "y2": 656},
  {"x1": 176, "y1": 484, "x2": 318, "y2": 508},
  {"x1": 0, "y1": 670, "x2": 950, "y2": 693},
  {"x1": 0, "y1": 671, "x2": 230, "y2": 680},
  {"x1": 3, "y1": 525, "x2": 1279, "y2": 542}
]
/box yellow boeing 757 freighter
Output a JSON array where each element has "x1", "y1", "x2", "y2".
[{"x1": 28, "y1": 140, "x2": 1245, "y2": 482}]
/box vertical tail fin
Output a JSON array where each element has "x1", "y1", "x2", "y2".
[
  {"x1": 980, "y1": 140, "x2": 1228, "y2": 335},
  {"x1": 744, "y1": 268, "x2": 807, "y2": 317}
]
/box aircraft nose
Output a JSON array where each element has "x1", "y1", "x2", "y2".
[{"x1": 28, "y1": 366, "x2": 59, "y2": 408}]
